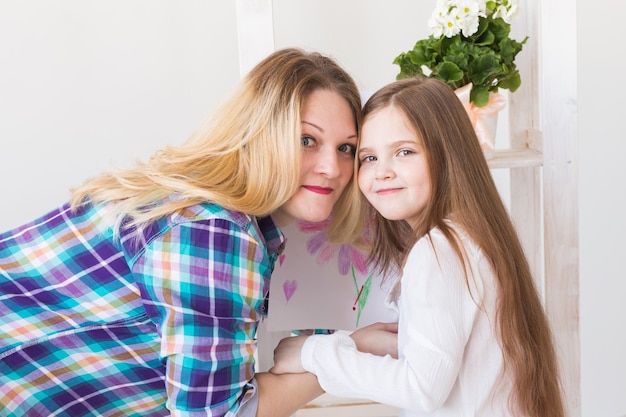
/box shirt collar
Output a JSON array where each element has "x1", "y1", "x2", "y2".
[{"x1": 257, "y1": 215, "x2": 286, "y2": 257}]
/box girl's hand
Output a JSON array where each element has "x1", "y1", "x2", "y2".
[
  {"x1": 269, "y1": 335, "x2": 309, "y2": 374},
  {"x1": 350, "y1": 322, "x2": 399, "y2": 358}
]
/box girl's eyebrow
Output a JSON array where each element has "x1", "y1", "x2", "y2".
[
  {"x1": 359, "y1": 140, "x2": 417, "y2": 155},
  {"x1": 390, "y1": 140, "x2": 419, "y2": 147}
]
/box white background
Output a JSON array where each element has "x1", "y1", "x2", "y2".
[{"x1": 0, "y1": 1, "x2": 624, "y2": 415}]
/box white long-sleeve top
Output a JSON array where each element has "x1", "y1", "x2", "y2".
[{"x1": 301, "y1": 225, "x2": 515, "y2": 416}]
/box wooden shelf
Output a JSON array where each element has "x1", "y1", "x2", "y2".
[
  {"x1": 486, "y1": 148, "x2": 543, "y2": 169},
  {"x1": 296, "y1": 394, "x2": 399, "y2": 417}
]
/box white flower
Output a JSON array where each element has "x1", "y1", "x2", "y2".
[
  {"x1": 459, "y1": 15, "x2": 480, "y2": 37},
  {"x1": 426, "y1": 0, "x2": 518, "y2": 39},
  {"x1": 441, "y1": 10, "x2": 461, "y2": 37},
  {"x1": 457, "y1": 0, "x2": 482, "y2": 16},
  {"x1": 427, "y1": 14, "x2": 445, "y2": 37},
  {"x1": 476, "y1": 0, "x2": 489, "y2": 16},
  {"x1": 455, "y1": 0, "x2": 481, "y2": 36},
  {"x1": 493, "y1": 2, "x2": 518, "y2": 23},
  {"x1": 427, "y1": 1, "x2": 451, "y2": 37}
]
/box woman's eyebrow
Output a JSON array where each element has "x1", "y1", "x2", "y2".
[
  {"x1": 302, "y1": 120, "x2": 358, "y2": 140},
  {"x1": 302, "y1": 120, "x2": 323, "y2": 132}
]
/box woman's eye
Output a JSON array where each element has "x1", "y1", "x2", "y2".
[
  {"x1": 301, "y1": 135, "x2": 315, "y2": 147},
  {"x1": 338, "y1": 143, "x2": 356, "y2": 156}
]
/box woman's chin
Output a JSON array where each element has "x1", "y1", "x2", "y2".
[{"x1": 300, "y1": 212, "x2": 331, "y2": 223}]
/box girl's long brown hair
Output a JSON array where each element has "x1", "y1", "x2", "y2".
[{"x1": 359, "y1": 77, "x2": 564, "y2": 417}]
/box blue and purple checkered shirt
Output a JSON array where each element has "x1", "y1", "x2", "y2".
[{"x1": 0, "y1": 200, "x2": 284, "y2": 416}]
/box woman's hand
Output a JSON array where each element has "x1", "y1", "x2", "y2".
[
  {"x1": 350, "y1": 322, "x2": 399, "y2": 358},
  {"x1": 269, "y1": 335, "x2": 309, "y2": 374}
]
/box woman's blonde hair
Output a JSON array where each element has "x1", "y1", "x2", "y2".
[
  {"x1": 70, "y1": 48, "x2": 362, "y2": 238},
  {"x1": 358, "y1": 77, "x2": 564, "y2": 417}
]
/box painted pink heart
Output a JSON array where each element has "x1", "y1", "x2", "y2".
[{"x1": 283, "y1": 280, "x2": 297, "y2": 302}]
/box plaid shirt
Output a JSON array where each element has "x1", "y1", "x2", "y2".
[{"x1": 0, "y1": 200, "x2": 284, "y2": 417}]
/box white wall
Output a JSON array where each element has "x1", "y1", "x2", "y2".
[
  {"x1": 0, "y1": 0, "x2": 240, "y2": 230},
  {"x1": 1, "y1": 0, "x2": 624, "y2": 415},
  {"x1": 578, "y1": 0, "x2": 626, "y2": 415}
]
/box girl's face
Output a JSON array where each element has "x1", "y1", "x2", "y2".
[
  {"x1": 272, "y1": 89, "x2": 357, "y2": 227},
  {"x1": 358, "y1": 105, "x2": 431, "y2": 230}
]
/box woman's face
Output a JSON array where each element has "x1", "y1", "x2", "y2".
[
  {"x1": 358, "y1": 105, "x2": 431, "y2": 230},
  {"x1": 272, "y1": 89, "x2": 357, "y2": 227}
]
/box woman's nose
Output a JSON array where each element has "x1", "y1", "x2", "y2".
[{"x1": 314, "y1": 150, "x2": 341, "y2": 178}]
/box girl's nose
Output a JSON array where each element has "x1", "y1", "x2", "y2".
[{"x1": 374, "y1": 160, "x2": 395, "y2": 180}]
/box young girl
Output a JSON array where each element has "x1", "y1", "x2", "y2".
[
  {"x1": 0, "y1": 48, "x2": 363, "y2": 417},
  {"x1": 271, "y1": 77, "x2": 565, "y2": 417}
]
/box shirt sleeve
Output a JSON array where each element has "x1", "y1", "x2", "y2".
[
  {"x1": 300, "y1": 229, "x2": 482, "y2": 412},
  {"x1": 132, "y1": 218, "x2": 267, "y2": 417}
]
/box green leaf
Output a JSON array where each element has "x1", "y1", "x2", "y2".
[
  {"x1": 410, "y1": 43, "x2": 436, "y2": 67},
  {"x1": 355, "y1": 273, "x2": 374, "y2": 327},
  {"x1": 446, "y1": 38, "x2": 471, "y2": 70},
  {"x1": 471, "y1": 16, "x2": 490, "y2": 40},
  {"x1": 393, "y1": 52, "x2": 424, "y2": 79},
  {"x1": 498, "y1": 71, "x2": 522, "y2": 92},
  {"x1": 475, "y1": 29, "x2": 495, "y2": 47},
  {"x1": 490, "y1": 17, "x2": 511, "y2": 42},
  {"x1": 470, "y1": 54, "x2": 500, "y2": 85},
  {"x1": 470, "y1": 85, "x2": 490, "y2": 107},
  {"x1": 436, "y1": 61, "x2": 464, "y2": 84}
]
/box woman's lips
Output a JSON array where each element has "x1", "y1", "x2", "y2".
[{"x1": 303, "y1": 185, "x2": 333, "y2": 195}]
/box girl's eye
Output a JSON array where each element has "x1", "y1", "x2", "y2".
[
  {"x1": 301, "y1": 135, "x2": 315, "y2": 147},
  {"x1": 398, "y1": 149, "x2": 414, "y2": 157},
  {"x1": 360, "y1": 155, "x2": 377, "y2": 163},
  {"x1": 338, "y1": 143, "x2": 356, "y2": 156}
]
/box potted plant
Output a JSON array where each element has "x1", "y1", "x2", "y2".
[{"x1": 393, "y1": 0, "x2": 528, "y2": 108}]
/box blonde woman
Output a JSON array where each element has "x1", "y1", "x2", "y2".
[
  {"x1": 272, "y1": 77, "x2": 565, "y2": 417},
  {"x1": 0, "y1": 48, "x2": 362, "y2": 417}
]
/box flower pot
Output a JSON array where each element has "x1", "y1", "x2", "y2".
[{"x1": 454, "y1": 83, "x2": 506, "y2": 154}]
